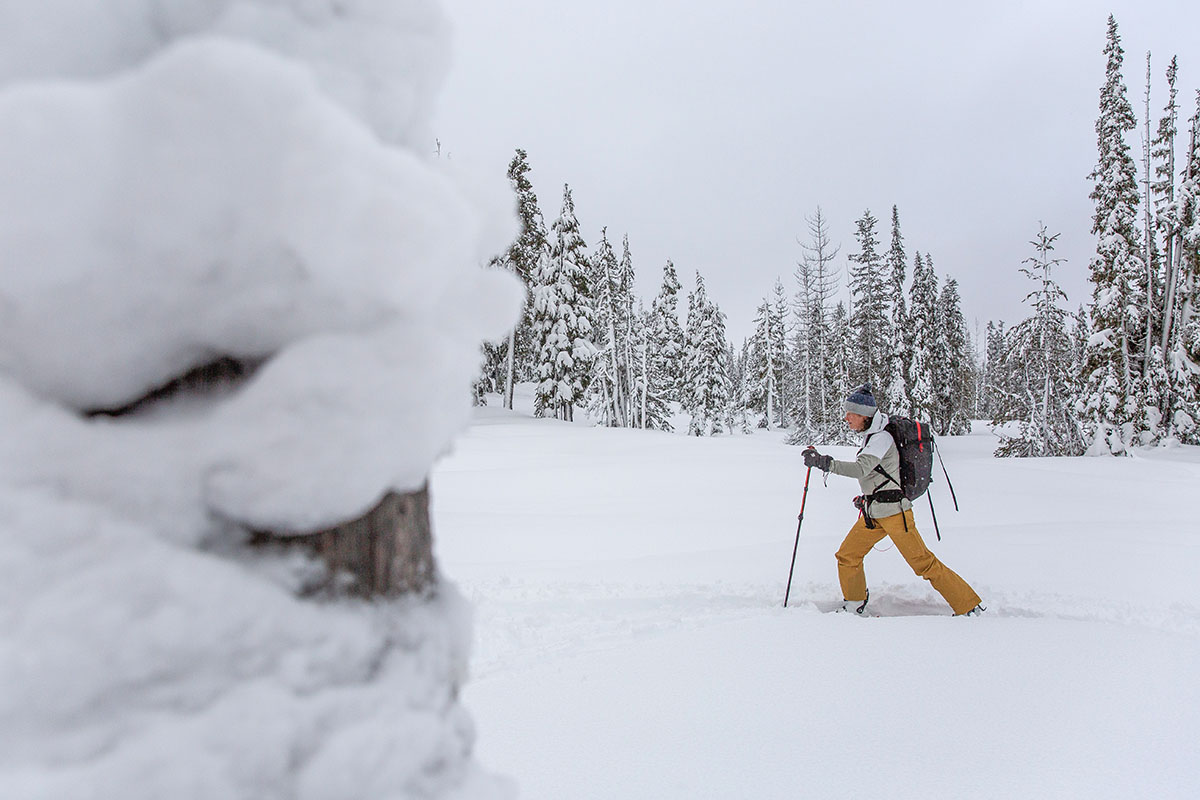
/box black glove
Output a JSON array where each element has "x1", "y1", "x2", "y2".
[{"x1": 802, "y1": 447, "x2": 832, "y2": 472}]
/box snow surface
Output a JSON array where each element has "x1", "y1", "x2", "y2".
[
  {"x1": 433, "y1": 389, "x2": 1200, "y2": 799},
  {"x1": 1, "y1": 2, "x2": 522, "y2": 797}
]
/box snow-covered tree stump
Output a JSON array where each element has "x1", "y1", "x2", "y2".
[{"x1": 0, "y1": 3, "x2": 525, "y2": 794}]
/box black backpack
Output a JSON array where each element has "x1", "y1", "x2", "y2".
[
  {"x1": 869, "y1": 416, "x2": 934, "y2": 501},
  {"x1": 867, "y1": 415, "x2": 957, "y2": 539}
]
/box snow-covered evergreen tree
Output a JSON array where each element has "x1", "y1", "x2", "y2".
[
  {"x1": 884, "y1": 205, "x2": 911, "y2": 415},
  {"x1": 922, "y1": 253, "x2": 951, "y2": 434},
  {"x1": 847, "y1": 209, "x2": 889, "y2": 386},
  {"x1": 532, "y1": 184, "x2": 596, "y2": 421},
  {"x1": 983, "y1": 320, "x2": 1010, "y2": 421},
  {"x1": 618, "y1": 236, "x2": 638, "y2": 418},
  {"x1": 1151, "y1": 57, "x2": 1180, "y2": 307},
  {"x1": 825, "y1": 301, "x2": 856, "y2": 445},
  {"x1": 684, "y1": 272, "x2": 731, "y2": 436},
  {"x1": 1080, "y1": 16, "x2": 1149, "y2": 454},
  {"x1": 937, "y1": 277, "x2": 973, "y2": 435},
  {"x1": 1164, "y1": 92, "x2": 1200, "y2": 442},
  {"x1": 485, "y1": 148, "x2": 548, "y2": 408},
  {"x1": 906, "y1": 252, "x2": 938, "y2": 425},
  {"x1": 1151, "y1": 61, "x2": 1190, "y2": 381},
  {"x1": 995, "y1": 225, "x2": 1086, "y2": 457},
  {"x1": 747, "y1": 281, "x2": 788, "y2": 429},
  {"x1": 770, "y1": 279, "x2": 791, "y2": 427},
  {"x1": 477, "y1": 149, "x2": 548, "y2": 405},
  {"x1": 647, "y1": 259, "x2": 687, "y2": 404},
  {"x1": 748, "y1": 297, "x2": 773, "y2": 427},
  {"x1": 633, "y1": 301, "x2": 674, "y2": 431},
  {"x1": 969, "y1": 320, "x2": 987, "y2": 420},
  {"x1": 728, "y1": 339, "x2": 753, "y2": 434},
  {"x1": 587, "y1": 228, "x2": 624, "y2": 426},
  {"x1": 1140, "y1": 53, "x2": 1165, "y2": 369},
  {"x1": 586, "y1": 231, "x2": 639, "y2": 427},
  {"x1": 683, "y1": 277, "x2": 701, "y2": 420},
  {"x1": 1149, "y1": 58, "x2": 1184, "y2": 440},
  {"x1": 1136, "y1": 53, "x2": 1170, "y2": 441},
  {"x1": 982, "y1": 320, "x2": 999, "y2": 418}
]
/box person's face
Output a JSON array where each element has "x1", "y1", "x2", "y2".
[{"x1": 844, "y1": 412, "x2": 870, "y2": 432}]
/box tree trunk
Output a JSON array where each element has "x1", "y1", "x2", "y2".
[
  {"x1": 504, "y1": 329, "x2": 516, "y2": 410},
  {"x1": 254, "y1": 485, "x2": 436, "y2": 598},
  {"x1": 640, "y1": 343, "x2": 648, "y2": 429},
  {"x1": 608, "y1": 317, "x2": 624, "y2": 426}
]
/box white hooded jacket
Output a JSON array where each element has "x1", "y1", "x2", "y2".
[{"x1": 828, "y1": 412, "x2": 913, "y2": 520}]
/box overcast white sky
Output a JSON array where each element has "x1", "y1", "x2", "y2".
[{"x1": 432, "y1": 0, "x2": 1200, "y2": 343}]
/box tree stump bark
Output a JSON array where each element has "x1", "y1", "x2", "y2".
[
  {"x1": 313, "y1": 485, "x2": 436, "y2": 597},
  {"x1": 252, "y1": 484, "x2": 437, "y2": 598}
]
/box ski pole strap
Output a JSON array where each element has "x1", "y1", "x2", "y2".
[{"x1": 934, "y1": 445, "x2": 959, "y2": 511}]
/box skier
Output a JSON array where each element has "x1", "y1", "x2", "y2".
[{"x1": 803, "y1": 384, "x2": 985, "y2": 616}]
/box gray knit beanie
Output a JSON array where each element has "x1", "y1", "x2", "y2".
[{"x1": 844, "y1": 383, "x2": 877, "y2": 417}]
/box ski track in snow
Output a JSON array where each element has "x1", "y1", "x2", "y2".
[
  {"x1": 463, "y1": 580, "x2": 772, "y2": 680},
  {"x1": 459, "y1": 577, "x2": 1200, "y2": 682}
]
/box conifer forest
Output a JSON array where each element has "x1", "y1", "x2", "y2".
[{"x1": 476, "y1": 16, "x2": 1200, "y2": 459}]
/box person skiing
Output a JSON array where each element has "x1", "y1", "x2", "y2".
[{"x1": 803, "y1": 384, "x2": 984, "y2": 617}]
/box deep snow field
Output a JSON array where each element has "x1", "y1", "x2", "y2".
[{"x1": 432, "y1": 393, "x2": 1200, "y2": 800}]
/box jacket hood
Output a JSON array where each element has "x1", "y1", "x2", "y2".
[{"x1": 862, "y1": 411, "x2": 889, "y2": 437}]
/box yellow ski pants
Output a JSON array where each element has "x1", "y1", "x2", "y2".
[{"x1": 836, "y1": 509, "x2": 981, "y2": 615}]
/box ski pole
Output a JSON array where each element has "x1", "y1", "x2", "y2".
[{"x1": 783, "y1": 465, "x2": 813, "y2": 608}]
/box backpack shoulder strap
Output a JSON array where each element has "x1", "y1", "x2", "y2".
[
  {"x1": 864, "y1": 424, "x2": 898, "y2": 487},
  {"x1": 873, "y1": 463, "x2": 900, "y2": 488}
]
